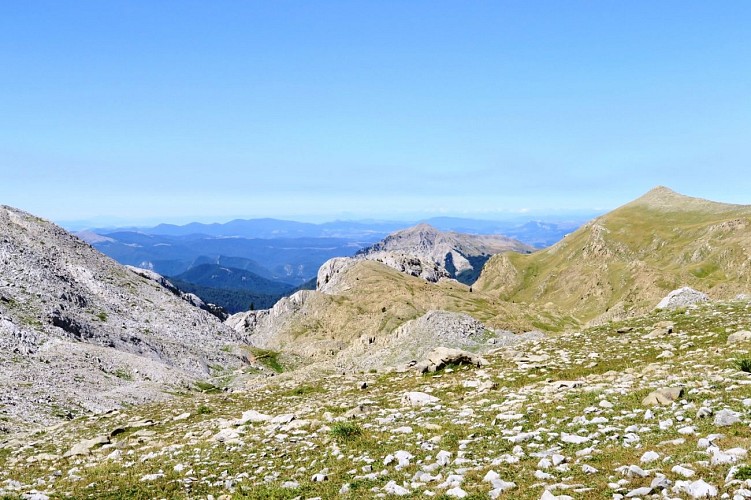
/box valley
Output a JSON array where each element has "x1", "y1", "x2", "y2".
[{"x1": 2, "y1": 187, "x2": 751, "y2": 499}]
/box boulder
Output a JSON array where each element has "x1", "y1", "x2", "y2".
[
  {"x1": 235, "y1": 410, "x2": 271, "y2": 425},
  {"x1": 63, "y1": 435, "x2": 110, "y2": 457},
  {"x1": 727, "y1": 330, "x2": 751, "y2": 343},
  {"x1": 401, "y1": 391, "x2": 439, "y2": 407},
  {"x1": 655, "y1": 287, "x2": 709, "y2": 310},
  {"x1": 714, "y1": 409, "x2": 741, "y2": 427},
  {"x1": 415, "y1": 347, "x2": 488, "y2": 373},
  {"x1": 642, "y1": 387, "x2": 684, "y2": 406}
]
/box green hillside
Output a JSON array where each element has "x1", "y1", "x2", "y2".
[{"x1": 476, "y1": 186, "x2": 751, "y2": 324}]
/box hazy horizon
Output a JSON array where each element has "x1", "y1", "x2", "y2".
[{"x1": 57, "y1": 206, "x2": 603, "y2": 232}]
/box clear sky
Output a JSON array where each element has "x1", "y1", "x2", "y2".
[{"x1": 1, "y1": 1, "x2": 749, "y2": 225}]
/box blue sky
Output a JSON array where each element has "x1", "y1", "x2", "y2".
[{"x1": 1, "y1": 1, "x2": 749, "y2": 225}]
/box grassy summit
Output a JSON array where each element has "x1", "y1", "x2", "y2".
[{"x1": 475, "y1": 186, "x2": 751, "y2": 324}]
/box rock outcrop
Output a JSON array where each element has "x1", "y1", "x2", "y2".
[
  {"x1": 655, "y1": 287, "x2": 709, "y2": 310},
  {"x1": 316, "y1": 257, "x2": 357, "y2": 293},
  {"x1": 414, "y1": 347, "x2": 488, "y2": 373},
  {"x1": 358, "y1": 251, "x2": 450, "y2": 283},
  {"x1": 357, "y1": 223, "x2": 532, "y2": 284}
]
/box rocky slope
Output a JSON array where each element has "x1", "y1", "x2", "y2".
[
  {"x1": 5, "y1": 296, "x2": 751, "y2": 499},
  {"x1": 0, "y1": 206, "x2": 249, "y2": 433},
  {"x1": 476, "y1": 186, "x2": 751, "y2": 325},
  {"x1": 227, "y1": 258, "x2": 574, "y2": 370},
  {"x1": 357, "y1": 223, "x2": 533, "y2": 284}
]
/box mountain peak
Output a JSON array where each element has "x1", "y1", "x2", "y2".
[
  {"x1": 632, "y1": 185, "x2": 683, "y2": 204},
  {"x1": 406, "y1": 222, "x2": 439, "y2": 234},
  {"x1": 356, "y1": 223, "x2": 532, "y2": 284},
  {"x1": 626, "y1": 186, "x2": 743, "y2": 212}
]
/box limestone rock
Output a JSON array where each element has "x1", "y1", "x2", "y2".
[
  {"x1": 727, "y1": 330, "x2": 751, "y2": 343},
  {"x1": 126, "y1": 266, "x2": 227, "y2": 320},
  {"x1": 714, "y1": 409, "x2": 741, "y2": 427},
  {"x1": 0, "y1": 206, "x2": 246, "y2": 433},
  {"x1": 415, "y1": 347, "x2": 488, "y2": 373},
  {"x1": 316, "y1": 257, "x2": 357, "y2": 293},
  {"x1": 63, "y1": 435, "x2": 110, "y2": 457},
  {"x1": 236, "y1": 410, "x2": 272, "y2": 425},
  {"x1": 356, "y1": 223, "x2": 532, "y2": 283},
  {"x1": 642, "y1": 387, "x2": 684, "y2": 406},
  {"x1": 655, "y1": 287, "x2": 709, "y2": 310},
  {"x1": 672, "y1": 479, "x2": 717, "y2": 498},
  {"x1": 361, "y1": 251, "x2": 451, "y2": 283},
  {"x1": 401, "y1": 391, "x2": 439, "y2": 407}
]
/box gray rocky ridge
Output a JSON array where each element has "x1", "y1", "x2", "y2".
[
  {"x1": 315, "y1": 223, "x2": 534, "y2": 291},
  {"x1": 357, "y1": 223, "x2": 533, "y2": 282},
  {"x1": 0, "y1": 206, "x2": 247, "y2": 432}
]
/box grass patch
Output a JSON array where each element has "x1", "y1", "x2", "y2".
[
  {"x1": 329, "y1": 421, "x2": 363, "y2": 441},
  {"x1": 284, "y1": 384, "x2": 324, "y2": 397},
  {"x1": 249, "y1": 347, "x2": 284, "y2": 373},
  {"x1": 113, "y1": 368, "x2": 133, "y2": 381},
  {"x1": 196, "y1": 404, "x2": 213, "y2": 415},
  {"x1": 193, "y1": 380, "x2": 222, "y2": 394},
  {"x1": 735, "y1": 465, "x2": 751, "y2": 480}
]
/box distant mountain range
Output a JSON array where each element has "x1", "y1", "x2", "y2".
[
  {"x1": 75, "y1": 215, "x2": 592, "y2": 313},
  {"x1": 80, "y1": 215, "x2": 592, "y2": 247},
  {"x1": 81, "y1": 232, "x2": 366, "y2": 284}
]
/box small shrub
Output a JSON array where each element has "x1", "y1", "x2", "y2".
[
  {"x1": 249, "y1": 348, "x2": 284, "y2": 373},
  {"x1": 113, "y1": 369, "x2": 133, "y2": 381},
  {"x1": 735, "y1": 358, "x2": 751, "y2": 373},
  {"x1": 196, "y1": 405, "x2": 213, "y2": 415},
  {"x1": 330, "y1": 421, "x2": 363, "y2": 441},
  {"x1": 96, "y1": 311, "x2": 108, "y2": 322},
  {"x1": 194, "y1": 381, "x2": 221, "y2": 393}
]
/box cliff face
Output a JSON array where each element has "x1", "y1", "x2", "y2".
[{"x1": 0, "y1": 206, "x2": 245, "y2": 432}]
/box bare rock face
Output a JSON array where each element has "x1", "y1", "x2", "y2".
[
  {"x1": 317, "y1": 257, "x2": 357, "y2": 293},
  {"x1": 360, "y1": 252, "x2": 450, "y2": 283},
  {"x1": 0, "y1": 206, "x2": 246, "y2": 432},
  {"x1": 357, "y1": 223, "x2": 532, "y2": 283},
  {"x1": 126, "y1": 265, "x2": 228, "y2": 321},
  {"x1": 655, "y1": 287, "x2": 709, "y2": 310},
  {"x1": 317, "y1": 253, "x2": 449, "y2": 293},
  {"x1": 226, "y1": 290, "x2": 313, "y2": 346}
]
